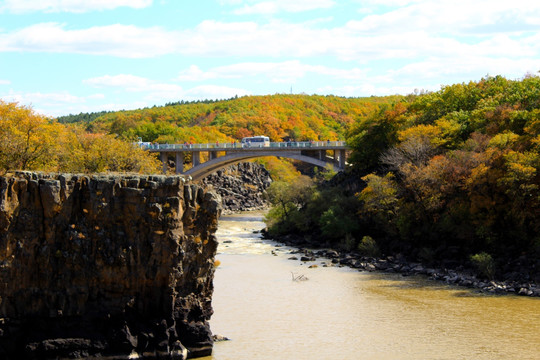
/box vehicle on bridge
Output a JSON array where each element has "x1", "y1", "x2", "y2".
[
  {"x1": 241, "y1": 136, "x2": 270, "y2": 148},
  {"x1": 134, "y1": 137, "x2": 152, "y2": 148}
]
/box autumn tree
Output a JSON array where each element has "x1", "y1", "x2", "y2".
[
  {"x1": 63, "y1": 129, "x2": 161, "y2": 173},
  {"x1": 0, "y1": 101, "x2": 161, "y2": 174},
  {"x1": 0, "y1": 100, "x2": 64, "y2": 173}
]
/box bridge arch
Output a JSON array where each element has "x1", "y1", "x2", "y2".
[{"x1": 184, "y1": 151, "x2": 342, "y2": 181}]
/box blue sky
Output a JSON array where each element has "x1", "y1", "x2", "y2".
[{"x1": 0, "y1": 0, "x2": 539, "y2": 117}]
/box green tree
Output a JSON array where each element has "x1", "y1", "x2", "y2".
[
  {"x1": 346, "y1": 103, "x2": 406, "y2": 173},
  {"x1": 264, "y1": 176, "x2": 314, "y2": 235}
]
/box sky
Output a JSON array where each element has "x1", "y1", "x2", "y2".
[{"x1": 0, "y1": 0, "x2": 539, "y2": 117}]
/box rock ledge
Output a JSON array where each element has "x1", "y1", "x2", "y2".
[{"x1": 0, "y1": 172, "x2": 221, "y2": 359}]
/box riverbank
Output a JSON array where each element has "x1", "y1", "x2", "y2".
[
  {"x1": 201, "y1": 161, "x2": 539, "y2": 298},
  {"x1": 263, "y1": 232, "x2": 540, "y2": 297}
]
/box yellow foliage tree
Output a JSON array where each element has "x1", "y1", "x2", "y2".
[
  {"x1": 66, "y1": 130, "x2": 161, "y2": 173},
  {"x1": 0, "y1": 101, "x2": 161, "y2": 174},
  {"x1": 0, "y1": 100, "x2": 64, "y2": 173}
]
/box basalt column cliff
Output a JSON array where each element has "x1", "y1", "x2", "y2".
[{"x1": 0, "y1": 172, "x2": 221, "y2": 359}]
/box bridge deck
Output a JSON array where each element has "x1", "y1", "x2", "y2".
[{"x1": 146, "y1": 141, "x2": 347, "y2": 152}]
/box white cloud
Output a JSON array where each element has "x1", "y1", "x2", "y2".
[
  {"x1": 83, "y1": 77, "x2": 251, "y2": 105},
  {"x1": 84, "y1": 74, "x2": 183, "y2": 94},
  {"x1": 386, "y1": 57, "x2": 540, "y2": 83},
  {"x1": 0, "y1": 0, "x2": 152, "y2": 13},
  {"x1": 351, "y1": 0, "x2": 540, "y2": 35},
  {"x1": 217, "y1": 0, "x2": 244, "y2": 5},
  {"x1": 1, "y1": 11, "x2": 539, "y2": 63},
  {"x1": 84, "y1": 74, "x2": 153, "y2": 89},
  {"x1": 83, "y1": 74, "x2": 192, "y2": 106},
  {"x1": 1, "y1": 90, "x2": 107, "y2": 116},
  {"x1": 182, "y1": 85, "x2": 250, "y2": 101},
  {"x1": 178, "y1": 65, "x2": 215, "y2": 82},
  {"x1": 178, "y1": 61, "x2": 368, "y2": 83},
  {"x1": 3, "y1": 74, "x2": 183, "y2": 116},
  {"x1": 5, "y1": 90, "x2": 82, "y2": 104},
  {"x1": 87, "y1": 93, "x2": 106, "y2": 100},
  {"x1": 80, "y1": 74, "x2": 248, "y2": 113},
  {"x1": 0, "y1": 23, "x2": 177, "y2": 58},
  {"x1": 232, "y1": 0, "x2": 335, "y2": 15},
  {"x1": 0, "y1": 79, "x2": 11, "y2": 85},
  {"x1": 1, "y1": 86, "x2": 175, "y2": 117},
  {"x1": 319, "y1": 54, "x2": 539, "y2": 98},
  {"x1": 178, "y1": 20, "x2": 348, "y2": 58}
]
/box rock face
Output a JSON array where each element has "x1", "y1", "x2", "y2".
[
  {"x1": 200, "y1": 162, "x2": 271, "y2": 213},
  {"x1": 0, "y1": 172, "x2": 221, "y2": 359}
]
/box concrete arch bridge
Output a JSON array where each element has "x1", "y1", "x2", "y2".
[{"x1": 146, "y1": 141, "x2": 349, "y2": 181}]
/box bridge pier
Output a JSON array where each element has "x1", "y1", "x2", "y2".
[
  {"x1": 193, "y1": 152, "x2": 201, "y2": 166},
  {"x1": 176, "y1": 152, "x2": 184, "y2": 174},
  {"x1": 160, "y1": 152, "x2": 168, "y2": 174},
  {"x1": 339, "y1": 149, "x2": 346, "y2": 168}
]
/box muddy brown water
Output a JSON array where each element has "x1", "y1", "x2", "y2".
[{"x1": 201, "y1": 212, "x2": 540, "y2": 360}]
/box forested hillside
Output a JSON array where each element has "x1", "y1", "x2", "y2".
[
  {"x1": 4, "y1": 94, "x2": 400, "y2": 178},
  {"x1": 61, "y1": 94, "x2": 399, "y2": 144},
  {"x1": 58, "y1": 94, "x2": 400, "y2": 179},
  {"x1": 265, "y1": 75, "x2": 540, "y2": 279}
]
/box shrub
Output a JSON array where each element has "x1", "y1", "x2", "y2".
[
  {"x1": 470, "y1": 252, "x2": 495, "y2": 280},
  {"x1": 418, "y1": 247, "x2": 436, "y2": 264},
  {"x1": 357, "y1": 236, "x2": 380, "y2": 257},
  {"x1": 342, "y1": 233, "x2": 357, "y2": 251}
]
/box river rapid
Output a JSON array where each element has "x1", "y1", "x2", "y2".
[{"x1": 201, "y1": 211, "x2": 540, "y2": 360}]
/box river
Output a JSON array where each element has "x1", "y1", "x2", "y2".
[{"x1": 200, "y1": 212, "x2": 540, "y2": 360}]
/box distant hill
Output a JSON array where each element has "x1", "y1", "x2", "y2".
[
  {"x1": 57, "y1": 110, "x2": 114, "y2": 124},
  {"x1": 58, "y1": 94, "x2": 403, "y2": 144}
]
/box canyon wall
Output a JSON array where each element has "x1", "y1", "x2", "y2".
[
  {"x1": 200, "y1": 162, "x2": 272, "y2": 213},
  {"x1": 0, "y1": 172, "x2": 221, "y2": 359}
]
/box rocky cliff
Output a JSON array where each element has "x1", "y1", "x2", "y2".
[
  {"x1": 0, "y1": 172, "x2": 221, "y2": 359},
  {"x1": 200, "y1": 162, "x2": 271, "y2": 213}
]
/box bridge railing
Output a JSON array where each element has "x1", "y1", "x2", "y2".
[{"x1": 143, "y1": 141, "x2": 347, "y2": 151}]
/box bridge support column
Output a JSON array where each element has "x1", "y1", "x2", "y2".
[
  {"x1": 160, "y1": 152, "x2": 168, "y2": 174},
  {"x1": 176, "y1": 152, "x2": 184, "y2": 174},
  {"x1": 210, "y1": 151, "x2": 217, "y2": 160},
  {"x1": 339, "y1": 149, "x2": 346, "y2": 169},
  {"x1": 193, "y1": 151, "x2": 200, "y2": 166},
  {"x1": 319, "y1": 150, "x2": 324, "y2": 160}
]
